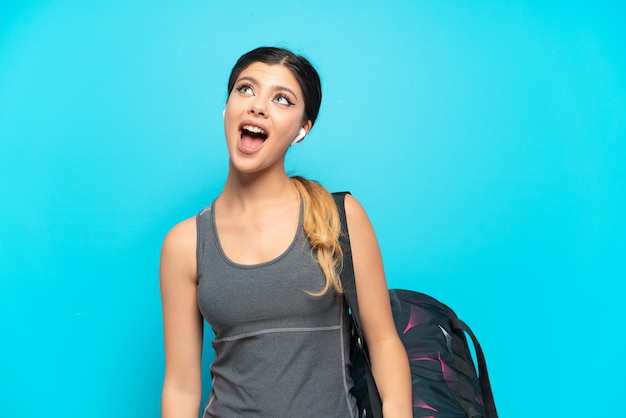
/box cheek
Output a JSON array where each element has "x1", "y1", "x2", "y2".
[
  {"x1": 224, "y1": 95, "x2": 241, "y2": 115},
  {"x1": 222, "y1": 115, "x2": 239, "y2": 144},
  {"x1": 223, "y1": 103, "x2": 239, "y2": 130}
]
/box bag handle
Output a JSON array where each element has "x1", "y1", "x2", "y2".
[
  {"x1": 451, "y1": 317, "x2": 499, "y2": 418},
  {"x1": 333, "y1": 192, "x2": 383, "y2": 418}
]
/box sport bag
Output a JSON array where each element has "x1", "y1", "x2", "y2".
[{"x1": 332, "y1": 192, "x2": 498, "y2": 418}]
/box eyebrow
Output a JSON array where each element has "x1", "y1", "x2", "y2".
[{"x1": 236, "y1": 76, "x2": 300, "y2": 101}]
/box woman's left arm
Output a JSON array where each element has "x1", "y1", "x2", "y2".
[{"x1": 344, "y1": 194, "x2": 412, "y2": 418}]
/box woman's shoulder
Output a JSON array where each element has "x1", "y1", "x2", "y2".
[
  {"x1": 342, "y1": 193, "x2": 371, "y2": 227},
  {"x1": 162, "y1": 216, "x2": 197, "y2": 258},
  {"x1": 160, "y1": 216, "x2": 198, "y2": 285}
]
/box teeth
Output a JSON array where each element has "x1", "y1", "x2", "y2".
[{"x1": 242, "y1": 125, "x2": 266, "y2": 135}]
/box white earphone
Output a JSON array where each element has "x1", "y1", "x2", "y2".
[{"x1": 291, "y1": 127, "x2": 306, "y2": 145}]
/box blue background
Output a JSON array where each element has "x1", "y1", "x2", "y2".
[{"x1": 1, "y1": 1, "x2": 624, "y2": 417}]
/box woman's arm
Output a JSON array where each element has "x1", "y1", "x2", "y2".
[
  {"x1": 160, "y1": 217, "x2": 204, "y2": 418},
  {"x1": 344, "y1": 195, "x2": 412, "y2": 418}
]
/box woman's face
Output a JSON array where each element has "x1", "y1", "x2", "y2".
[{"x1": 224, "y1": 62, "x2": 311, "y2": 174}]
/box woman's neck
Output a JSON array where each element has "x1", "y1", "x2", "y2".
[{"x1": 219, "y1": 164, "x2": 298, "y2": 211}]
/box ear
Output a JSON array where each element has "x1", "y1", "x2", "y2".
[
  {"x1": 291, "y1": 128, "x2": 306, "y2": 145},
  {"x1": 291, "y1": 120, "x2": 312, "y2": 145}
]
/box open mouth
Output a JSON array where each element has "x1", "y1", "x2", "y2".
[
  {"x1": 241, "y1": 124, "x2": 268, "y2": 141},
  {"x1": 238, "y1": 124, "x2": 269, "y2": 153}
]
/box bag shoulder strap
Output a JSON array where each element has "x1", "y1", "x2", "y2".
[
  {"x1": 332, "y1": 192, "x2": 383, "y2": 418},
  {"x1": 332, "y1": 192, "x2": 359, "y2": 324}
]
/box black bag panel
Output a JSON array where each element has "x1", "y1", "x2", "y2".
[
  {"x1": 350, "y1": 289, "x2": 490, "y2": 417},
  {"x1": 390, "y1": 289, "x2": 488, "y2": 418}
]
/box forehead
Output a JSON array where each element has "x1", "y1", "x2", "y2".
[{"x1": 237, "y1": 62, "x2": 303, "y2": 95}]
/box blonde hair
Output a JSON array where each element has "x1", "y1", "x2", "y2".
[{"x1": 290, "y1": 176, "x2": 344, "y2": 296}]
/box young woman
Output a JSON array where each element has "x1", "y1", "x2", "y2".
[{"x1": 160, "y1": 47, "x2": 411, "y2": 417}]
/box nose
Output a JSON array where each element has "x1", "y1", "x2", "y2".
[{"x1": 248, "y1": 97, "x2": 268, "y2": 117}]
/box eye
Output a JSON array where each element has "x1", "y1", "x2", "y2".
[
  {"x1": 236, "y1": 84, "x2": 254, "y2": 96},
  {"x1": 274, "y1": 94, "x2": 294, "y2": 106}
]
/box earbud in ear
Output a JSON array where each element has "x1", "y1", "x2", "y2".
[
  {"x1": 222, "y1": 109, "x2": 225, "y2": 118},
  {"x1": 291, "y1": 127, "x2": 306, "y2": 145}
]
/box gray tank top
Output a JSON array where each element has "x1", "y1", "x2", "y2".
[{"x1": 196, "y1": 201, "x2": 358, "y2": 417}]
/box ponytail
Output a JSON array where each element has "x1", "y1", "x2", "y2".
[{"x1": 290, "y1": 176, "x2": 344, "y2": 296}]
